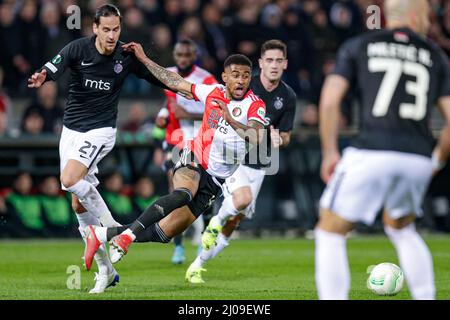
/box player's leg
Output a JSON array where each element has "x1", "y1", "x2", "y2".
[
  {"x1": 314, "y1": 209, "x2": 353, "y2": 300},
  {"x1": 201, "y1": 186, "x2": 251, "y2": 249},
  {"x1": 59, "y1": 127, "x2": 119, "y2": 228},
  {"x1": 382, "y1": 155, "x2": 435, "y2": 300},
  {"x1": 383, "y1": 213, "x2": 435, "y2": 300},
  {"x1": 315, "y1": 148, "x2": 388, "y2": 300},
  {"x1": 73, "y1": 195, "x2": 119, "y2": 293},
  {"x1": 84, "y1": 165, "x2": 200, "y2": 268}
]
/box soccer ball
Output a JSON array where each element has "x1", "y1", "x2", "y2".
[{"x1": 367, "y1": 263, "x2": 404, "y2": 296}]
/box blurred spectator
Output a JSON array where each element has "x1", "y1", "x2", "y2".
[
  {"x1": 229, "y1": 4, "x2": 263, "y2": 64},
  {"x1": 121, "y1": 6, "x2": 150, "y2": 47},
  {"x1": 149, "y1": 24, "x2": 175, "y2": 67},
  {"x1": 0, "y1": 2, "x2": 20, "y2": 91},
  {"x1": 40, "y1": 1, "x2": 73, "y2": 63},
  {"x1": 21, "y1": 110, "x2": 44, "y2": 136},
  {"x1": 132, "y1": 176, "x2": 159, "y2": 217},
  {"x1": 12, "y1": 0, "x2": 42, "y2": 92},
  {"x1": 5, "y1": 172, "x2": 46, "y2": 238},
  {"x1": 163, "y1": 0, "x2": 185, "y2": 41},
  {"x1": 283, "y1": 8, "x2": 315, "y2": 98},
  {"x1": 118, "y1": 0, "x2": 136, "y2": 12},
  {"x1": 183, "y1": 0, "x2": 201, "y2": 16},
  {"x1": 21, "y1": 82, "x2": 64, "y2": 135},
  {"x1": 0, "y1": 67, "x2": 11, "y2": 137},
  {"x1": 101, "y1": 171, "x2": 134, "y2": 225},
  {"x1": 328, "y1": 0, "x2": 364, "y2": 43},
  {"x1": 121, "y1": 101, "x2": 148, "y2": 133},
  {"x1": 260, "y1": 4, "x2": 287, "y2": 42},
  {"x1": 139, "y1": 0, "x2": 164, "y2": 26},
  {"x1": 201, "y1": 3, "x2": 229, "y2": 70},
  {"x1": 38, "y1": 176, "x2": 74, "y2": 237},
  {"x1": 178, "y1": 16, "x2": 211, "y2": 68}
]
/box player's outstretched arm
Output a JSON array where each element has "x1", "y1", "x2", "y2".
[
  {"x1": 122, "y1": 42, "x2": 193, "y2": 99},
  {"x1": 433, "y1": 96, "x2": 450, "y2": 174},
  {"x1": 319, "y1": 74, "x2": 349, "y2": 183},
  {"x1": 213, "y1": 99, "x2": 264, "y2": 145},
  {"x1": 27, "y1": 69, "x2": 47, "y2": 89}
]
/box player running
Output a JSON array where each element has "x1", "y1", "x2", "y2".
[
  {"x1": 27, "y1": 4, "x2": 170, "y2": 293},
  {"x1": 82, "y1": 46, "x2": 267, "y2": 272},
  {"x1": 315, "y1": 0, "x2": 450, "y2": 300},
  {"x1": 185, "y1": 39, "x2": 297, "y2": 283},
  {"x1": 155, "y1": 39, "x2": 217, "y2": 264}
]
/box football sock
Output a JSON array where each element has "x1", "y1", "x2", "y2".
[
  {"x1": 384, "y1": 224, "x2": 435, "y2": 299},
  {"x1": 135, "y1": 223, "x2": 171, "y2": 243},
  {"x1": 315, "y1": 228, "x2": 350, "y2": 300},
  {"x1": 216, "y1": 196, "x2": 239, "y2": 226},
  {"x1": 129, "y1": 188, "x2": 193, "y2": 236},
  {"x1": 173, "y1": 234, "x2": 183, "y2": 246},
  {"x1": 192, "y1": 233, "x2": 230, "y2": 268},
  {"x1": 76, "y1": 212, "x2": 113, "y2": 275},
  {"x1": 66, "y1": 179, "x2": 120, "y2": 227}
]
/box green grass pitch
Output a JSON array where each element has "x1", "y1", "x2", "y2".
[{"x1": 0, "y1": 235, "x2": 449, "y2": 300}]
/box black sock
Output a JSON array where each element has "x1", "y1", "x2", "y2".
[
  {"x1": 134, "y1": 223, "x2": 171, "y2": 243},
  {"x1": 130, "y1": 188, "x2": 193, "y2": 236},
  {"x1": 106, "y1": 225, "x2": 130, "y2": 241},
  {"x1": 173, "y1": 234, "x2": 183, "y2": 246}
]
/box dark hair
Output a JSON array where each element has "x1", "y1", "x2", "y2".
[
  {"x1": 94, "y1": 4, "x2": 122, "y2": 25},
  {"x1": 261, "y1": 39, "x2": 287, "y2": 58},
  {"x1": 175, "y1": 38, "x2": 197, "y2": 52},
  {"x1": 223, "y1": 54, "x2": 252, "y2": 69}
]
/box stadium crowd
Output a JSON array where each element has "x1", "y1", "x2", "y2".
[{"x1": 1, "y1": 0, "x2": 450, "y2": 237}]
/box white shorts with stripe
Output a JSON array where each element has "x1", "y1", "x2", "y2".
[
  {"x1": 59, "y1": 126, "x2": 116, "y2": 189},
  {"x1": 319, "y1": 147, "x2": 433, "y2": 225},
  {"x1": 223, "y1": 164, "x2": 266, "y2": 219}
]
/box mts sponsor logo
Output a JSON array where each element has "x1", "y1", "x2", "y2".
[{"x1": 83, "y1": 77, "x2": 113, "y2": 92}]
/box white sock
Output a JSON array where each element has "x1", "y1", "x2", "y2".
[
  {"x1": 315, "y1": 228, "x2": 350, "y2": 300},
  {"x1": 66, "y1": 179, "x2": 120, "y2": 227},
  {"x1": 216, "y1": 196, "x2": 239, "y2": 225},
  {"x1": 76, "y1": 212, "x2": 113, "y2": 275},
  {"x1": 191, "y1": 233, "x2": 230, "y2": 268},
  {"x1": 384, "y1": 224, "x2": 435, "y2": 300}
]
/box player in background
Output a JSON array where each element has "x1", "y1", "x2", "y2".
[
  {"x1": 82, "y1": 47, "x2": 267, "y2": 272},
  {"x1": 155, "y1": 39, "x2": 217, "y2": 264},
  {"x1": 185, "y1": 40, "x2": 297, "y2": 283},
  {"x1": 315, "y1": 0, "x2": 450, "y2": 300},
  {"x1": 27, "y1": 4, "x2": 170, "y2": 293}
]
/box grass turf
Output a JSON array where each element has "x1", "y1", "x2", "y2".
[{"x1": 0, "y1": 235, "x2": 449, "y2": 300}]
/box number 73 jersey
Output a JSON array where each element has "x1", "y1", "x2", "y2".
[
  {"x1": 189, "y1": 84, "x2": 266, "y2": 179},
  {"x1": 333, "y1": 27, "x2": 450, "y2": 157}
]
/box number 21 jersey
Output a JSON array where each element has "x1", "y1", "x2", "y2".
[{"x1": 333, "y1": 27, "x2": 450, "y2": 157}]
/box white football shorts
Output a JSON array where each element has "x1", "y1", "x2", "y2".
[
  {"x1": 320, "y1": 147, "x2": 433, "y2": 225},
  {"x1": 59, "y1": 126, "x2": 116, "y2": 189},
  {"x1": 223, "y1": 164, "x2": 266, "y2": 219}
]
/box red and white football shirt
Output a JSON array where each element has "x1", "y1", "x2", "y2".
[
  {"x1": 189, "y1": 84, "x2": 266, "y2": 179},
  {"x1": 164, "y1": 66, "x2": 217, "y2": 146}
]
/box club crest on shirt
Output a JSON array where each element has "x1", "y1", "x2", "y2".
[
  {"x1": 114, "y1": 61, "x2": 123, "y2": 74},
  {"x1": 274, "y1": 97, "x2": 283, "y2": 110},
  {"x1": 232, "y1": 107, "x2": 242, "y2": 117}
]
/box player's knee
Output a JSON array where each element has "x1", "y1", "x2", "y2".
[
  {"x1": 382, "y1": 212, "x2": 415, "y2": 229},
  {"x1": 316, "y1": 208, "x2": 353, "y2": 235},
  {"x1": 233, "y1": 188, "x2": 253, "y2": 211},
  {"x1": 60, "y1": 173, "x2": 81, "y2": 189},
  {"x1": 72, "y1": 199, "x2": 87, "y2": 214}
]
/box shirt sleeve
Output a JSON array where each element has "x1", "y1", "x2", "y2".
[
  {"x1": 331, "y1": 37, "x2": 360, "y2": 83},
  {"x1": 437, "y1": 50, "x2": 450, "y2": 99},
  {"x1": 41, "y1": 41, "x2": 78, "y2": 81},
  {"x1": 191, "y1": 84, "x2": 217, "y2": 103},
  {"x1": 247, "y1": 100, "x2": 266, "y2": 125},
  {"x1": 202, "y1": 75, "x2": 218, "y2": 85},
  {"x1": 277, "y1": 92, "x2": 297, "y2": 132},
  {"x1": 131, "y1": 56, "x2": 171, "y2": 90}
]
